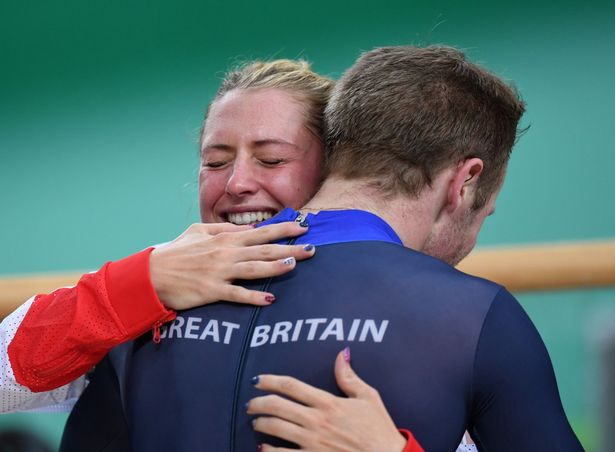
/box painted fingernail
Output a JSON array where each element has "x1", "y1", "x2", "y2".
[
  {"x1": 257, "y1": 444, "x2": 263, "y2": 451},
  {"x1": 303, "y1": 244, "x2": 314, "y2": 252},
  {"x1": 244, "y1": 401, "x2": 249, "y2": 411},
  {"x1": 343, "y1": 346, "x2": 351, "y2": 362},
  {"x1": 299, "y1": 220, "x2": 309, "y2": 227},
  {"x1": 265, "y1": 295, "x2": 276, "y2": 303},
  {"x1": 282, "y1": 257, "x2": 295, "y2": 265},
  {"x1": 251, "y1": 375, "x2": 260, "y2": 385}
]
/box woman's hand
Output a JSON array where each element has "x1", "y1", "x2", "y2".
[
  {"x1": 150, "y1": 221, "x2": 315, "y2": 309},
  {"x1": 247, "y1": 348, "x2": 410, "y2": 452}
]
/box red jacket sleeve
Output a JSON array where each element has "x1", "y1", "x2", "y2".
[
  {"x1": 8, "y1": 248, "x2": 176, "y2": 392},
  {"x1": 399, "y1": 429, "x2": 425, "y2": 452}
]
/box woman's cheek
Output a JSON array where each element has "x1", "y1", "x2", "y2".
[
  {"x1": 271, "y1": 166, "x2": 320, "y2": 209},
  {"x1": 199, "y1": 170, "x2": 228, "y2": 221}
]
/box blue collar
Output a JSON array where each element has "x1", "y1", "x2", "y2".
[{"x1": 259, "y1": 208, "x2": 403, "y2": 246}]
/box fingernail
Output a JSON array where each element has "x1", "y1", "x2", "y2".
[
  {"x1": 282, "y1": 257, "x2": 295, "y2": 265},
  {"x1": 303, "y1": 244, "x2": 315, "y2": 252},
  {"x1": 299, "y1": 221, "x2": 309, "y2": 227},
  {"x1": 265, "y1": 295, "x2": 276, "y2": 303},
  {"x1": 244, "y1": 401, "x2": 249, "y2": 411},
  {"x1": 257, "y1": 444, "x2": 263, "y2": 451},
  {"x1": 251, "y1": 375, "x2": 260, "y2": 385},
  {"x1": 343, "y1": 346, "x2": 351, "y2": 362}
]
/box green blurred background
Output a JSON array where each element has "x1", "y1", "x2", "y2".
[{"x1": 1, "y1": 0, "x2": 614, "y2": 450}]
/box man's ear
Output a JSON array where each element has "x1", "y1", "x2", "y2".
[{"x1": 446, "y1": 158, "x2": 484, "y2": 213}]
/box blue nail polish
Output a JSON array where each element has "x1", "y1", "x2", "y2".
[
  {"x1": 299, "y1": 220, "x2": 309, "y2": 227},
  {"x1": 244, "y1": 401, "x2": 249, "y2": 410},
  {"x1": 303, "y1": 244, "x2": 314, "y2": 252},
  {"x1": 251, "y1": 375, "x2": 260, "y2": 385},
  {"x1": 282, "y1": 257, "x2": 295, "y2": 265}
]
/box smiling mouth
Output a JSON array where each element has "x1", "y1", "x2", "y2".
[{"x1": 226, "y1": 211, "x2": 275, "y2": 225}]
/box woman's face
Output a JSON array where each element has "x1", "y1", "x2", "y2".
[{"x1": 199, "y1": 88, "x2": 324, "y2": 225}]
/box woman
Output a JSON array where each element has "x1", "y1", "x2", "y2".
[
  {"x1": 0, "y1": 59, "x2": 329, "y2": 407},
  {"x1": 2, "y1": 59, "x2": 473, "y2": 451}
]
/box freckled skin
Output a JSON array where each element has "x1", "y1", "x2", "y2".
[
  {"x1": 423, "y1": 190, "x2": 499, "y2": 266},
  {"x1": 199, "y1": 89, "x2": 324, "y2": 223}
]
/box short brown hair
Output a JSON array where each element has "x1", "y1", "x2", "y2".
[
  {"x1": 325, "y1": 45, "x2": 526, "y2": 208},
  {"x1": 204, "y1": 59, "x2": 334, "y2": 143}
]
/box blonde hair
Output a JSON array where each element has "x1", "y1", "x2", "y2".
[{"x1": 204, "y1": 59, "x2": 334, "y2": 142}]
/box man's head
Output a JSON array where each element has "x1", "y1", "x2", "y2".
[
  {"x1": 199, "y1": 60, "x2": 334, "y2": 225},
  {"x1": 325, "y1": 45, "x2": 525, "y2": 210},
  {"x1": 324, "y1": 45, "x2": 525, "y2": 264}
]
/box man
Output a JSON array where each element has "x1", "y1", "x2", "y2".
[{"x1": 62, "y1": 45, "x2": 582, "y2": 451}]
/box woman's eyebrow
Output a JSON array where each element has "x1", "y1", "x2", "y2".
[
  {"x1": 254, "y1": 138, "x2": 298, "y2": 149},
  {"x1": 202, "y1": 143, "x2": 233, "y2": 151}
]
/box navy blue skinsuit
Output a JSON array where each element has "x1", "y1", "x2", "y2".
[{"x1": 60, "y1": 209, "x2": 583, "y2": 452}]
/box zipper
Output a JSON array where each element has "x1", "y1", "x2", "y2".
[
  {"x1": 151, "y1": 310, "x2": 176, "y2": 344},
  {"x1": 228, "y1": 211, "x2": 307, "y2": 451},
  {"x1": 152, "y1": 320, "x2": 163, "y2": 344}
]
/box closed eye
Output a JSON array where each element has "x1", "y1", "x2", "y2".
[
  {"x1": 203, "y1": 161, "x2": 227, "y2": 168},
  {"x1": 259, "y1": 158, "x2": 285, "y2": 166},
  {"x1": 201, "y1": 145, "x2": 233, "y2": 169}
]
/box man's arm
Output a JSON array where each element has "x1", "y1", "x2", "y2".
[{"x1": 471, "y1": 288, "x2": 583, "y2": 451}]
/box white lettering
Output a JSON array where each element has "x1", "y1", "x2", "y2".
[
  {"x1": 250, "y1": 325, "x2": 271, "y2": 347},
  {"x1": 167, "y1": 316, "x2": 185, "y2": 339},
  {"x1": 185, "y1": 317, "x2": 201, "y2": 339},
  {"x1": 304, "y1": 318, "x2": 327, "y2": 341},
  {"x1": 359, "y1": 320, "x2": 389, "y2": 342},
  {"x1": 291, "y1": 319, "x2": 303, "y2": 342},
  {"x1": 199, "y1": 319, "x2": 220, "y2": 342},
  {"x1": 221, "y1": 321, "x2": 240, "y2": 344},
  {"x1": 347, "y1": 319, "x2": 361, "y2": 341},
  {"x1": 271, "y1": 321, "x2": 293, "y2": 344},
  {"x1": 161, "y1": 316, "x2": 389, "y2": 346},
  {"x1": 159, "y1": 324, "x2": 169, "y2": 339},
  {"x1": 319, "y1": 318, "x2": 344, "y2": 341}
]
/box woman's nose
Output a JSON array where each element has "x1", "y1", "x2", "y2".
[{"x1": 225, "y1": 159, "x2": 259, "y2": 197}]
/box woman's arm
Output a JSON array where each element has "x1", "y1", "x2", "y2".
[
  {"x1": 0, "y1": 295, "x2": 87, "y2": 413},
  {"x1": 1, "y1": 221, "x2": 315, "y2": 410}
]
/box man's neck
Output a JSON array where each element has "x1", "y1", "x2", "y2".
[{"x1": 301, "y1": 176, "x2": 438, "y2": 250}]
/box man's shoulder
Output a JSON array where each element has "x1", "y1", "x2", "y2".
[
  {"x1": 280, "y1": 240, "x2": 505, "y2": 358},
  {"x1": 316, "y1": 240, "x2": 501, "y2": 293}
]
